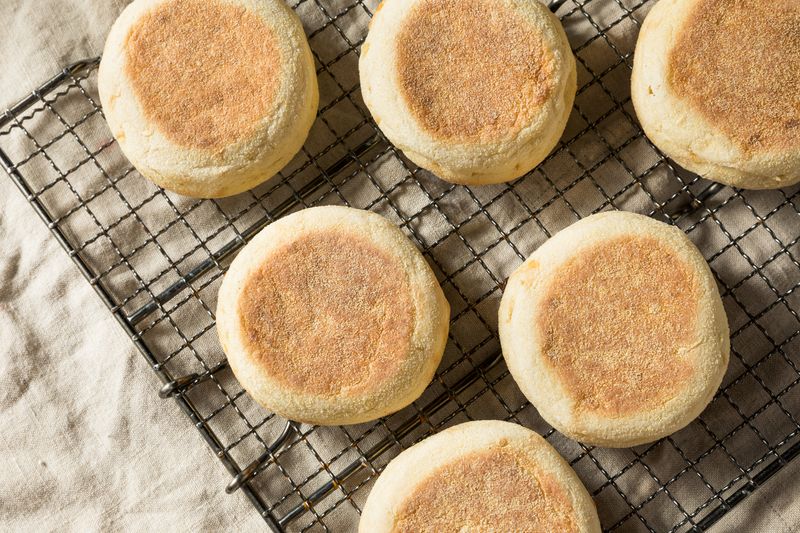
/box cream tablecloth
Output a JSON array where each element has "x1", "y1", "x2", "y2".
[{"x1": 0, "y1": 1, "x2": 797, "y2": 531}]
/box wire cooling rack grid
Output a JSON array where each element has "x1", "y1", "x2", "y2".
[{"x1": 2, "y1": 0, "x2": 799, "y2": 531}]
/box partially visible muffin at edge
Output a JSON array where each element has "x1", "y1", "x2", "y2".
[
  {"x1": 99, "y1": 0, "x2": 319, "y2": 198},
  {"x1": 359, "y1": 420, "x2": 601, "y2": 533},
  {"x1": 360, "y1": 0, "x2": 576, "y2": 185},
  {"x1": 632, "y1": 0, "x2": 800, "y2": 189}
]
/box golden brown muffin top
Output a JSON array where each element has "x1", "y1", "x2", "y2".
[
  {"x1": 396, "y1": 0, "x2": 555, "y2": 143},
  {"x1": 125, "y1": 0, "x2": 280, "y2": 150},
  {"x1": 538, "y1": 236, "x2": 698, "y2": 417},
  {"x1": 394, "y1": 443, "x2": 577, "y2": 532},
  {"x1": 238, "y1": 231, "x2": 414, "y2": 398},
  {"x1": 668, "y1": 0, "x2": 800, "y2": 151}
]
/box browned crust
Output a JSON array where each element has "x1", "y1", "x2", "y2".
[
  {"x1": 396, "y1": 0, "x2": 555, "y2": 142},
  {"x1": 538, "y1": 236, "x2": 698, "y2": 417},
  {"x1": 668, "y1": 0, "x2": 800, "y2": 151},
  {"x1": 238, "y1": 231, "x2": 415, "y2": 397},
  {"x1": 394, "y1": 443, "x2": 577, "y2": 532},
  {"x1": 125, "y1": 0, "x2": 280, "y2": 150}
]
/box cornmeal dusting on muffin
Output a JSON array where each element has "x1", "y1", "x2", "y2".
[
  {"x1": 396, "y1": 0, "x2": 555, "y2": 142},
  {"x1": 125, "y1": 0, "x2": 280, "y2": 149},
  {"x1": 668, "y1": 0, "x2": 800, "y2": 150},
  {"x1": 539, "y1": 236, "x2": 698, "y2": 417},
  {"x1": 238, "y1": 231, "x2": 414, "y2": 397},
  {"x1": 394, "y1": 444, "x2": 577, "y2": 532}
]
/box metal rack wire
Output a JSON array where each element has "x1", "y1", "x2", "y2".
[{"x1": 1, "y1": 0, "x2": 799, "y2": 531}]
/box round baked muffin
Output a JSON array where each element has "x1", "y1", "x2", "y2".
[
  {"x1": 216, "y1": 206, "x2": 450, "y2": 425},
  {"x1": 631, "y1": 0, "x2": 800, "y2": 189},
  {"x1": 99, "y1": 0, "x2": 318, "y2": 198},
  {"x1": 499, "y1": 212, "x2": 730, "y2": 447},
  {"x1": 359, "y1": 0, "x2": 576, "y2": 185},
  {"x1": 359, "y1": 420, "x2": 601, "y2": 533}
]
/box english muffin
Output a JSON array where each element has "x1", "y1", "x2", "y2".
[
  {"x1": 216, "y1": 206, "x2": 450, "y2": 425},
  {"x1": 632, "y1": 0, "x2": 800, "y2": 189},
  {"x1": 499, "y1": 212, "x2": 730, "y2": 447},
  {"x1": 359, "y1": 420, "x2": 601, "y2": 533},
  {"x1": 99, "y1": 0, "x2": 318, "y2": 198},
  {"x1": 359, "y1": 0, "x2": 576, "y2": 185}
]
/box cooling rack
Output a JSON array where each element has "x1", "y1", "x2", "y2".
[{"x1": 2, "y1": 0, "x2": 799, "y2": 531}]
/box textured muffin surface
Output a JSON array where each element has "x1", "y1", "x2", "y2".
[
  {"x1": 359, "y1": 0, "x2": 576, "y2": 185},
  {"x1": 238, "y1": 231, "x2": 414, "y2": 397},
  {"x1": 99, "y1": 0, "x2": 319, "y2": 197},
  {"x1": 215, "y1": 206, "x2": 450, "y2": 425},
  {"x1": 668, "y1": 0, "x2": 800, "y2": 151},
  {"x1": 393, "y1": 445, "x2": 576, "y2": 532},
  {"x1": 396, "y1": 0, "x2": 554, "y2": 143},
  {"x1": 631, "y1": 0, "x2": 800, "y2": 189},
  {"x1": 499, "y1": 212, "x2": 730, "y2": 447},
  {"x1": 358, "y1": 420, "x2": 601, "y2": 533},
  {"x1": 540, "y1": 236, "x2": 698, "y2": 417},
  {"x1": 125, "y1": 0, "x2": 281, "y2": 149}
]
